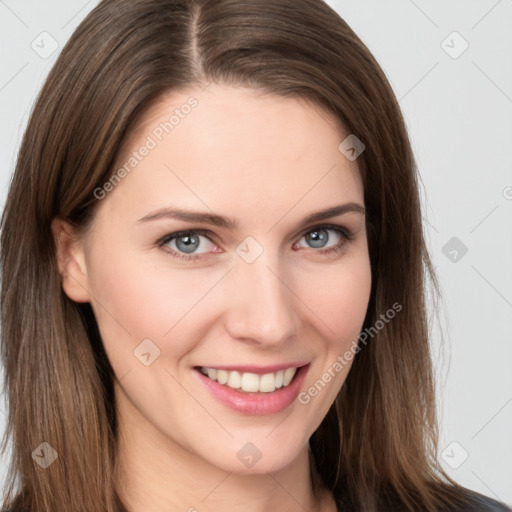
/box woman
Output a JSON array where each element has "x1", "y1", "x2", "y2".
[{"x1": 0, "y1": 0, "x2": 509, "y2": 511}]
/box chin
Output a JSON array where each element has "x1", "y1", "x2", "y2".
[{"x1": 193, "y1": 433, "x2": 310, "y2": 475}]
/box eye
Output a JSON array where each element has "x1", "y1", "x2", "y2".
[
  {"x1": 157, "y1": 224, "x2": 353, "y2": 262},
  {"x1": 295, "y1": 224, "x2": 352, "y2": 255},
  {"x1": 159, "y1": 229, "x2": 217, "y2": 262}
]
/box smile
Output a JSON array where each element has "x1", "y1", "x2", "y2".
[
  {"x1": 194, "y1": 363, "x2": 310, "y2": 415},
  {"x1": 199, "y1": 366, "x2": 298, "y2": 393}
]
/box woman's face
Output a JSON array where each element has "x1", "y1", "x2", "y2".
[{"x1": 59, "y1": 83, "x2": 371, "y2": 474}]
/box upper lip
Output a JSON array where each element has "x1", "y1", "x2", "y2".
[{"x1": 196, "y1": 362, "x2": 310, "y2": 375}]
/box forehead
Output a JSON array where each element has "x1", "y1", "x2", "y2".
[{"x1": 98, "y1": 83, "x2": 364, "y2": 225}]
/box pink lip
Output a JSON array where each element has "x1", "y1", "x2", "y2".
[
  {"x1": 194, "y1": 364, "x2": 310, "y2": 416},
  {"x1": 197, "y1": 362, "x2": 309, "y2": 375}
]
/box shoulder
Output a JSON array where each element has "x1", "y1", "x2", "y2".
[
  {"x1": 333, "y1": 486, "x2": 511, "y2": 512},
  {"x1": 454, "y1": 488, "x2": 512, "y2": 512}
]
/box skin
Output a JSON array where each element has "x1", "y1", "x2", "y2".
[{"x1": 53, "y1": 83, "x2": 372, "y2": 512}]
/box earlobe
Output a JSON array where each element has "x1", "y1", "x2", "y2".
[{"x1": 51, "y1": 217, "x2": 91, "y2": 303}]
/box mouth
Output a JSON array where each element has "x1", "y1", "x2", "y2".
[
  {"x1": 197, "y1": 365, "x2": 300, "y2": 393},
  {"x1": 193, "y1": 363, "x2": 310, "y2": 415}
]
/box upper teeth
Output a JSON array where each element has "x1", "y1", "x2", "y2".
[{"x1": 200, "y1": 367, "x2": 298, "y2": 393}]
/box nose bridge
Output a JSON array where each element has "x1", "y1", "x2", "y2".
[{"x1": 225, "y1": 243, "x2": 297, "y2": 345}]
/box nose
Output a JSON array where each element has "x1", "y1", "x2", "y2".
[{"x1": 223, "y1": 248, "x2": 298, "y2": 347}]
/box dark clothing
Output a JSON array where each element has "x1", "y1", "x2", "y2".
[
  {"x1": 460, "y1": 491, "x2": 512, "y2": 512},
  {"x1": 3, "y1": 487, "x2": 511, "y2": 511},
  {"x1": 333, "y1": 488, "x2": 512, "y2": 511}
]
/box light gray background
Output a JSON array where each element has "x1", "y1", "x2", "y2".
[{"x1": 1, "y1": 0, "x2": 511, "y2": 506}]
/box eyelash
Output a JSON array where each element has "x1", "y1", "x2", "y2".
[{"x1": 157, "y1": 224, "x2": 354, "y2": 263}]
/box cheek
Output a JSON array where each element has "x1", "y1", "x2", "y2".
[
  {"x1": 302, "y1": 253, "x2": 372, "y2": 346},
  {"x1": 86, "y1": 235, "x2": 371, "y2": 376},
  {"x1": 85, "y1": 248, "x2": 226, "y2": 366}
]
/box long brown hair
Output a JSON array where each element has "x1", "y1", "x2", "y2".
[{"x1": 0, "y1": 1, "x2": 492, "y2": 511}]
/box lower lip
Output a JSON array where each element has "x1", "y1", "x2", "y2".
[{"x1": 194, "y1": 365, "x2": 310, "y2": 416}]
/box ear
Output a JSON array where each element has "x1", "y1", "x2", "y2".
[{"x1": 51, "y1": 217, "x2": 91, "y2": 303}]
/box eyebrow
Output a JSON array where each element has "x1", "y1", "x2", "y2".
[{"x1": 136, "y1": 202, "x2": 365, "y2": 230}]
